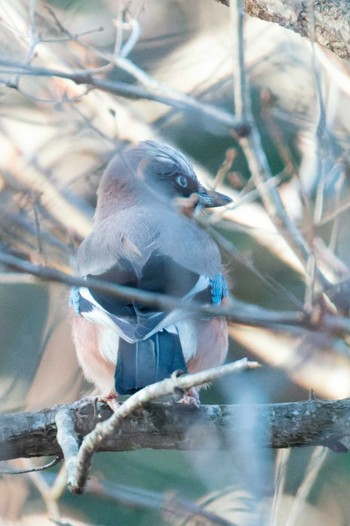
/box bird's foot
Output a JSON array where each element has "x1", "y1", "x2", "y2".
[
  {"x1": 178, "y1": 388, "x2": 200, "y2": 408},
  {"x1": 99, "y1": 391, "x2": 120, "y2": 412},
  {"x1": 77, "y1": 392, "x2": 120, "y2": 412}
]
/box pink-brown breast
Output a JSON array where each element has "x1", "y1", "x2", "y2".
[
  {"x1": 71, "y1": 315, "x2": 116, "y2": 396},
  {"x1": 187, "y1": 316, "x2": 228, "y2": 373}
]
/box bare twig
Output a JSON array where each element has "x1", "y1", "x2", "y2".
[
  {"x1": 230, "y1": 0, "x2": 250, "y2": 122},
  {"x1": 3, "y1": 251, "x2": 350, "y2": 337},
  {"x1": 229, "y1": 0, "x2": 317, "y2": 277},
  {"x1": 0, "y1": 59, "x2": 248, "y2": 134},
  {"x1": 284, "y1": 446, "x2": 329, "y2": 526},
  {"x1": 312, "y1": 196, "x2": 350, "y2": 228},
  {"x1": 25, "y1": 465, "x2": 61, "y2": 521},
  {"x1": 71, "y1": 359, "x2": 260, "y2": 493},
  {"x1": 303, "y1": 0, "x2": 328, "y2": 311},
  {"x1": 213, "y1": 148, "x2": 236, "y2": 189},
  {"x1": 0, "y1": 457, "x2": 61, "y2": 475},
  {"x1": 0, "y1": 251, "x2": 306, "y2": 326},
  {"x1": 269, "y1": 448, "x2": 291, "y2": 526},
  {"x1": 87, "y1": 478, "x2": 233, "y2": 526},
  {"x1": 55, "y1": 409, "x2": 80, "y2": 488}
]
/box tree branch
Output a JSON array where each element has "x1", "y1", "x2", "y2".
[
  {"x1": 1, "y1": 397, "x2": 350, "y2": 464},
  {"x1": 230, "y1": 0, "x2": 316, "y2": 279},
  {"x1": 0, "y1": 251, "x2": 305, "y2": 325},
  {"x1": 0, "y1": 59, "x2": 248, "y2": 135},
  {"x1": 217, "y1": 0, "x2": 350, "y2": 60},
  {"x1": 75, "y1": 360, "x2": 259, "y2": 492}
]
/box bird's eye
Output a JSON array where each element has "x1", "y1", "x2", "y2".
[{"x1": 175, "y1": 175, "x2": 188, "y2": 188}]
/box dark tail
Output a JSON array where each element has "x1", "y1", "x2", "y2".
[{"x1": 115, "y1": 331, "x2": 187, "y2": 395}]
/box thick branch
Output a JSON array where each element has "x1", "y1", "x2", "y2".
[
  {"x1": 217, "y1": 0, "x2": 350, "y2": 60},
  {"x1": 1, "y1": 398, "x2": 350, "y2": 462}
]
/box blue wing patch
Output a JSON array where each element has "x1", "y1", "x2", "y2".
[
  {"x1": 69, "y1": 286, "x2": 93, "y2": 315},
  {"x1": 69, "y1": 287, "x2": 81, "y2": 314},
  {"x1": 209, "y1": 273, "x2": 228, "y2": 306}
]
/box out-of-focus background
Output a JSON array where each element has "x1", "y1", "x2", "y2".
[{"x1": 2, "y1": 0, "x2": 350, "y2": 524}]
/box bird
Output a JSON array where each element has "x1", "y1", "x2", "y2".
[{"x1": 70, "y1": 140, "x2": 231, "y2": 410}]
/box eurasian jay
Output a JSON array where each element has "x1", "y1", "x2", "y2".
[{"x1": 70, "y1": 141, "x2": 231, "y2": 409}]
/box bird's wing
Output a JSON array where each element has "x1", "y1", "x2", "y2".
[{"x1": 72, "y1": 207, "x2": 227, "y2": 342}]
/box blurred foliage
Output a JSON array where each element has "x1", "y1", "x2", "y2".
[{"x1": 2, "y1": 0, "x2": 350, "y2": 524}]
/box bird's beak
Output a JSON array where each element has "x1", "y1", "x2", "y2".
[{"x1": 197, "y1": 186, "x2": 233, "y2": 208}]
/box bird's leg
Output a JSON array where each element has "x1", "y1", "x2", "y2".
[
  {"x1": 178, "y1": 388, "x2": 201, "y2": 407},
  {"x1": 75, "y1": 391, "x2": 120, "y2": 413},
  {"x1": 99, "y1": 390, "x2": 120, "y2": 412},
  {"x1": 171, "y1": 370, "x2": 201, "y2": 407}
]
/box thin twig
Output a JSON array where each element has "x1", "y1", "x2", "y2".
[
  {"x1": 284, "y1": 446, "x2": 329, "y2": 526},
  {"x1": 70, "y1": 358, "x2": 260, "y2": 493},
  {"x1": 304, "y1": 254, "x2": 316, "y2": 313},
  {"x1": 0, "y1": 59, "x2": 248, "y2": 133},
  {"x1": 0, "y1": 457, "x2": 61, "y2": 474},
  {"x1": 0, "y1": 251, "x2": 306, "y2": 326},
  {"x1": 4, "y1": 251, "x2": 350, "y2": 336},
  {"x1": 119, "y1": 9, "x2": 141, "y2": 58},
  {"x1": 48, "y1": 3, "x2": 232, "y2": 133},
  {"x1": 328, "y1": 172, "x2": 345, "y2": 254},
  {"x1": 55, "y1": 409, "x2": 80, "y2": 489},
  {"x1": 87, "y1": 479, "x2": 233, "y2": 526},
  {"x1": 269, "y1": 448, "x2": 291, "y2": 526},
  {"x1": 229, "y1": 0, "x2": 315, "y2": 276},
  {"x1": 26, "y1": 0, "x2": 39, "y2": 62},
  {"x1": 230, "y1": 0, "x2": 250, "y2": 121},
  {"x1": 213, "y1": 148, "x2": 236, "y2": 189},
  {"x1": 316, "y1": 197, "x2": 350, "y2": 227},
  {"x1": 305, "y1": 0, "x2": 328, "y2": 312}
]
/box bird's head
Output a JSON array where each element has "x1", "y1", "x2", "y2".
[
  {"x1": 96, "y1": 141, "x2": 232, "y2": 220},
  {"x1": 128, "y1": 140, "x2": 232, "y2": 212}
]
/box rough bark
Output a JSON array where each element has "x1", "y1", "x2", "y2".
[
  {"x1": 1, "y1": 398, "x2": 350, "y2": 462},
  {"x1": 216, "y1": 0, "x2": 350, "y2": 60}
]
